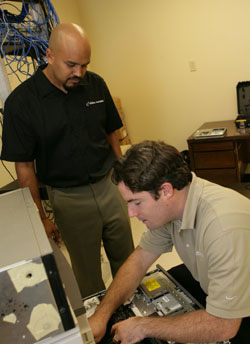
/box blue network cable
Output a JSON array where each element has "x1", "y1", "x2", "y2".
[{"x1": 0, "y1": 0, "x2": 60, "y2": 80}]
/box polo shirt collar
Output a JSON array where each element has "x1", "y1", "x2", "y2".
[
  {"x1": 179, "y1": 172, "x2": 203, "y2": 231},
  {"x1": 34, "y1": 65, "x2": 60, "y2": 98},
  {"x1": 34, "y1": 65, "x2": 89, "y2": 98}
]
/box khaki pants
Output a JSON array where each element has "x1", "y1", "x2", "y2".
[{"x1": 47, "y1": 173, "x2": 134, "y2": 298}]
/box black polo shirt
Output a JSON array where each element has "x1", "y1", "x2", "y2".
[{"x1": 1, "y1": 66, "x2": 122, "y2": 187}]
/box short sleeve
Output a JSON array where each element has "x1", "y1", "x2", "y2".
[
  {"x1": 140, "y1": 226, "x2": 174, "y2": 255},
  {"x1": 1, "y1": 94, "x2": 36, "y2": 162},
  {"x1": 101, "y1": 79, "x2": 123, "y2": 134}
]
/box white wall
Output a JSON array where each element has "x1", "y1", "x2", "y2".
[{"x1": 77, "y1": 0, "x2": 250, "y2": 150}]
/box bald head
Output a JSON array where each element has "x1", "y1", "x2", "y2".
[
  {"x1": 44, "y1": 23, "x2": 91, "y2": 92},
  {"x1": 49, "y1": 23, "x2": 90, "y2": 52}
]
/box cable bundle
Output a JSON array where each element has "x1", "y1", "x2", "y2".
[{"x1": 0, "y1": 0, "x2": 59, "y2": 81}]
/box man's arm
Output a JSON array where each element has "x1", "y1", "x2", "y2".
[
  {"x1": 111, "y1": 304, "x2": 241, "y2": 344},
  {"x1": 15, "y1": 161, "x2": 60, "y2": 243},
  {"x1": 89, "y1": 246, "x2": 160, "y2": 342},
  {"x1": 107, "y1": 130, "x2": 122, "y2": 158}
]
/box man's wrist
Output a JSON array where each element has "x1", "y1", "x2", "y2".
[
  {"x1": 95, "y1": 303, "x2": 113, "y2": 323},
  {"x1": 137, "y1": 317, "x2": 152, "y2": 339}
]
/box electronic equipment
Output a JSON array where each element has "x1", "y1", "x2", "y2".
[
  {"x1": 235, "y1": 81, "x2": 250, "y2": 128},
  {"x1": 84, "y1": 265, "x2": 230, "y2": 344},
  {"x1": 193, "y1": 127, "x2": 227, "y2": 139},
  {"x1": 0, "y1": 187, "x2": 94, "y2": 344}
]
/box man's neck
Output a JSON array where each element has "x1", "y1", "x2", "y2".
[{"x1": 174, "y1": 183, "x2": 191, "y2": 221}]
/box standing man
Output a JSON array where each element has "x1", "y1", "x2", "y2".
[
  {"x1": 1, "y1": 23, "x2": 134, "y2": 298},
  {"x1": 89, "y1": 140, "x2": 250, "y2": 343}
]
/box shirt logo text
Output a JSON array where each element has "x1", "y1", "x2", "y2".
[{"x1": 86, "y1": 100, "x2": 104, "y2": 107}]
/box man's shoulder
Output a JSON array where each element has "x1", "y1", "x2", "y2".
[
  {"x1": 83, "y1": 70, "x2": 105, "y2": 85},
  {"x1": 195, "y1": 177, "x2": 250, "y2": 229},
  {"x1": 86, "y1": 70, "x2": 103, "y2": 79},
  {"x1": 6, "y1": 72, "x2": 37, "y2": 104}
]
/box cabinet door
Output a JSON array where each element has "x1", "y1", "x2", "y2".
[
  {"x1": 191, "y1": 141, "x2": 234, "y2": 152},
  {"x1": 192, "y1": 140, "x2": 234, "y2": 152},
  {"x1": 193, "y1": 150, "x2": 235, "y2": 169}
]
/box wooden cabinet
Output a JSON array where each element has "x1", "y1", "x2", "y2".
[{"x1": 187, "y1": 120, "x2": 250, "y2": 185}]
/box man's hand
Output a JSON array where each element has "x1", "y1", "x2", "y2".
[
  {"x1": 14, "y1": 161, "x2": 61, "y2": 245},
  {"x1": 88, "y1": 248, "x2": 158, "y2": 343},
  {"x1": 111, "y1": 317, "x2": 146, "y2": 344},
  {"x1": 42, "y1": 218, "x2": 61, "y2": 245},
  {"x1": 89, "y1": 313, "x2": 108, "y2": 343}
]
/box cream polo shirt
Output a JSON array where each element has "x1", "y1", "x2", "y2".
[{"x1": 140, "y1": 173, "x2": 250, "y2": 319}]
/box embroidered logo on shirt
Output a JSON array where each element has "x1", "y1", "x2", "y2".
[
  {"x1": 195, "y1": 251, "x2": 204, "y2": 257},
  {"x1": 86, "y1": 100, "x2": 104, "y2": 107}
]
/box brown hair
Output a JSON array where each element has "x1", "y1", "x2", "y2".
[{"x1": 112, "y1": 140, "x2": 192, "y2": 199}]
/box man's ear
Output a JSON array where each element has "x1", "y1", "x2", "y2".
[
  {"x1": 161, "y1": 182, "x2": 174, "y2": 199},
  {"x1": 46, "y1": 48, "x2": 54, "y2": 64}
]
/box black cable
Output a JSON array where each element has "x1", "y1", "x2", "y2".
[
  {"x1": 1, "y1": 3, "x2": 29, "y2": 24},
  {"x1": 0, "y1": 159, "x2": 16, "y2": 181}
]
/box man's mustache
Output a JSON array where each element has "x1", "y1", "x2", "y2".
[{"x1": 66, "y1": 76, "x2": 82, "y2": 82}]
